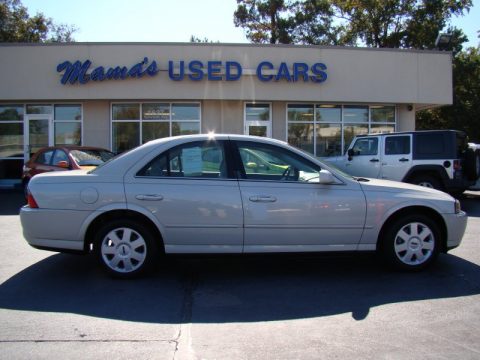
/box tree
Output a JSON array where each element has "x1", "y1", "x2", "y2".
[
  {"x1": 234, "y1": 0, "x2": 472, "y2": 49},
  {"x1": 417, "y1": 46, "x2": 480, "y2": 142},
  {"x1": 0, "y1": 0, "x2": 76, "y2": 42},
  {"x1": 233, "y1": 0, "x2": 296, "y2": 44}
]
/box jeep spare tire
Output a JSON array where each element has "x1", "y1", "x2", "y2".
[{"x1": 465, "y1": 148, "x2": 480, "y2": 181}]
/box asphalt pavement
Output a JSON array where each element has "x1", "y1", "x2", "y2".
[{"x1": 0, "y1": 190, "x2": 479, "y2": 359}]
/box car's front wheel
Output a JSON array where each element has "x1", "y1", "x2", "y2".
[
  {"x1": 381, "y1": 214, "x2": 441, "y2": 271},
  {"x1": 94, "y1": 219, "x2": 159, "y2": 278}
]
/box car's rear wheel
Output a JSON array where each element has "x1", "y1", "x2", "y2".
[
  {"x1": 94, "y1": 219, "x2": 159, "y2": 278},
  {"x1": 381, "y1": 214, "x2": 440, "y2": 271}
]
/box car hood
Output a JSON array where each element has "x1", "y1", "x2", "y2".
[{"x1": 357, "y1": 177, "x2": 454, "y2": 200}]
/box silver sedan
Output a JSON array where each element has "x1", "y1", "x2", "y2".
[{"x1": 20, "y1": 134, "x2": 468, "y2": 278}]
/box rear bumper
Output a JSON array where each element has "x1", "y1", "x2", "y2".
[{"x1": 20, "y1": 206, "x2": 87, "y2": 252}]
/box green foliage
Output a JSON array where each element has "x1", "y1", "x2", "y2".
[
  {"x1": 417, "y1": 47, "x2": 480, "y2": 142},
  {"x1": 0, "y1": 0, "x2": 76, "y2": 42},
  {"x1": 233, "y1": 0, "x2": 472, "y2": 49}
]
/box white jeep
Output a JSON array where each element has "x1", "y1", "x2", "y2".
[{"x1": 327, "y1": 130, "x2": 480, "y2": 194}]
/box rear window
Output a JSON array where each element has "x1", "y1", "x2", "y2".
[{"x1": 416, "y1": 134, "x2": 445, "y2": 155}]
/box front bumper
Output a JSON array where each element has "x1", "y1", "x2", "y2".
[{"x1": 444, "y1": 210, "x2": 468, "y2": 251}]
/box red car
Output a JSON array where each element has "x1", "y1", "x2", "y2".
[{"x1": 22, "y1": 146, "x2": 115, "y2": 190}]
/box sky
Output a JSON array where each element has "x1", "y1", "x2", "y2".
[{"x1": 22, "y1": 0, "x2": 480, "y2": 48}]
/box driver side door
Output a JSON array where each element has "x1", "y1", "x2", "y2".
[{"x1": 232, "y1": 140, "x2": 367, "y2": 252}]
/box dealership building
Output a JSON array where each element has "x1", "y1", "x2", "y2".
[{"x1": 0, "y1": 43, "x2": 453, "y2": 188}]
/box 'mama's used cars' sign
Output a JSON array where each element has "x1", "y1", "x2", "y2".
[{"x1": 56, "y1": 57, "x2": 328, "y2": 85}]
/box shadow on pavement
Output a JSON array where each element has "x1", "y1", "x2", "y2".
[{"x1": 0, "y1": 252, "x2": 479, "y2": 324}]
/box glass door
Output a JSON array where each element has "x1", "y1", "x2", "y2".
[
  {"x1": 244, "y1": 103, "x2": 272, "y2": 138},
  {"x1": 25, "y1": 115, "x2": 53, "y2": 160},
  {"x1": 246, "y1": 122, "x2": 271, "y2": 137}
]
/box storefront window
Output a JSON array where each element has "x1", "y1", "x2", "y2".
[
  {"x1": 288, "y1": 104, "x2": 314, "y2": 122},
  {"x1": 0, "y1": 105, "x2": 23, "y2": 121},
  {"x1": 316, "y1": 124, "x2": 342, "y2": 157},
  {"x1": 0, "y1": 105, "x2": 25, "y2": 183},
  {"x1": 112, "y1": 102, "x2": 201, "y2": 153},
  {"x1": 54, "y1": 105, "x2": 82, "y2": 120},
  {"x1": 343, "y1": 105, "x2": 368, "y2": 123},
  {"x1": 288, "y1": 123, "x2": 314, "y2": 154},
  {"x1": 55, "y1": 122, "x2": 81, "y2": 145},
  {"x1": 0, "y1": 123, "x2": 23, "y2": 158},
  {"x1": 316, "y1": 105, "x2": 341, "y2": 122},
  {"x1": 343, "y1": 124, "x2": 369, "y2": 153},
  {"x1": 142, "y1": 103, "x2": 170, "y2": 120},
  {"x1": 371, "y1": 106, "x2": 395, "y2": 122},
  {"x1": 113, "y1": 122, "x2": 140, "y2": 153},
  {"x1": 113, "y1": 103, "x2": 140, "y2": 120},
  {"x1": 287, "y1": 104, "x2": 395, "y2": 157},
  {"x1": 172, "y1": 104, "x2": 200, "y2": 120},
  {"x1": 54, "y1": 104, "x2": 82, "y2": 146},
  {"x1": 142, "y1": 122, "x2": 169, "y2": 143}
]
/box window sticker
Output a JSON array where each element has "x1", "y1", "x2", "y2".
[{"x1": 182, "y1": 147, "x2": 203, "y2": 176}]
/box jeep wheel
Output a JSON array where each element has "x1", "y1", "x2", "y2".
[{"x1": 412, "y1": 175, "x2": 443, "y2": 191}]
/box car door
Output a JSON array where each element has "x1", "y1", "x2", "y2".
[
  {"x1": 124, "y1": 140, "x2": 244, "y2": 253},
  {"x1": 344, "y1": 136, "x2": 381, "y2": 178},
  {"x1": 232, "y1": 140, "x2": 366, "y2": 252},
  {"x1": 379, "y1": 134, "x2": 412, "y2": 181}
]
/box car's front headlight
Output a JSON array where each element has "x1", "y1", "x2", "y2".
[{"x1": 455, "y1": 199, "x2": 462, "y2": 214}]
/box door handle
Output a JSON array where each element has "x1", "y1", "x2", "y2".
[
  {"x1": 249, "y1": 195, "x2": 277, "y2": 203},
  {"x1": 370, "y1": 158, "x2": 380, "y2": 162},
  {"x1": 135, "y1": 194, "x2": 164, "y2": 201},
  {"x1": 399, "y1": 158, "x2": 409, "y2": 162}
]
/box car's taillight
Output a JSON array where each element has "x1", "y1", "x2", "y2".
[{"x1": 27, "y1": 191, "x2": 39, "y2": 209}]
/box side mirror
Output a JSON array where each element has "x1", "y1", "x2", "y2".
[
  {"x1": 245, "y1": 162, "x2": 258, "y2": 169},
  {"x1": 318, "y1": 169, "x2": 336, "y2": 184},
  {"x1": 56, "y1": 161, "x2": 69, "y2": 169},
  {"x1": 347, "y1": 148, "x2": 354, "y2": 161}
]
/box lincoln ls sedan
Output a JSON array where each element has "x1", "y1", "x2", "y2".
[{"x1": 20, "y1": 134, "x2": 468, "y2": 278}]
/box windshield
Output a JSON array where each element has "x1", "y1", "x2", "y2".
[{"x1": 71, "y1": 149, "x2": 115, "y2": 166}]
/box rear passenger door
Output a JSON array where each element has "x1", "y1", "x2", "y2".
[
  {"x1": 380, "y1": 134, "x2": 412, "y2": 181},
  {"x1": 125, "y1": 140, "x2": 244, "y2": 253}
]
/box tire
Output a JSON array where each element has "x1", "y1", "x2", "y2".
[
  {"x1": 464, "y1": 148, "x2": 480, "y2": 181},
  {"x1": 381, "y1": 214, "x2": 440, "y2": 271},
  {"x1": 411, "y1": 174, "x2": 443, "y2": 191},
  {"x1": 94, "y1": 219, "x2": 159, "y2": 278}
]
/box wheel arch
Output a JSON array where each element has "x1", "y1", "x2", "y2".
[
  {"x1": 83, "y1": 209, "x2": 165, "y2": 254},
  {"x1": 377, "y1": 206, "x2": 448, "y2": 253},
  {"x1": 402, "y1": 165, "x2": 449, "y2": 184}
]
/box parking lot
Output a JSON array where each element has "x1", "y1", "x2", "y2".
[{"x1": 0, "y1": 190, "x2": 479, "y2": 360}]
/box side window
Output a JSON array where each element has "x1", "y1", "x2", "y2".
[
  {"x1": 35, "y1": 150, "x2": 54, "y2": 165},
  {"x1": 236, "y1": 141, "x2": 320, "y2": 182},
  {"x1": 385, "y1": 136, "x2": 410, "y2": 155},
  {"x1": 52, "y1": 150, "x2": 69, "y2": 166},
  {"x1": 137, "y1": 141, "x2": 227, "y2": 179},
  {"x1": 352, "y1": 138, "x2": 378, "y2": 156},
  {"x1": 416, "y1": 134, "x2": 445, "y2": 155}
]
